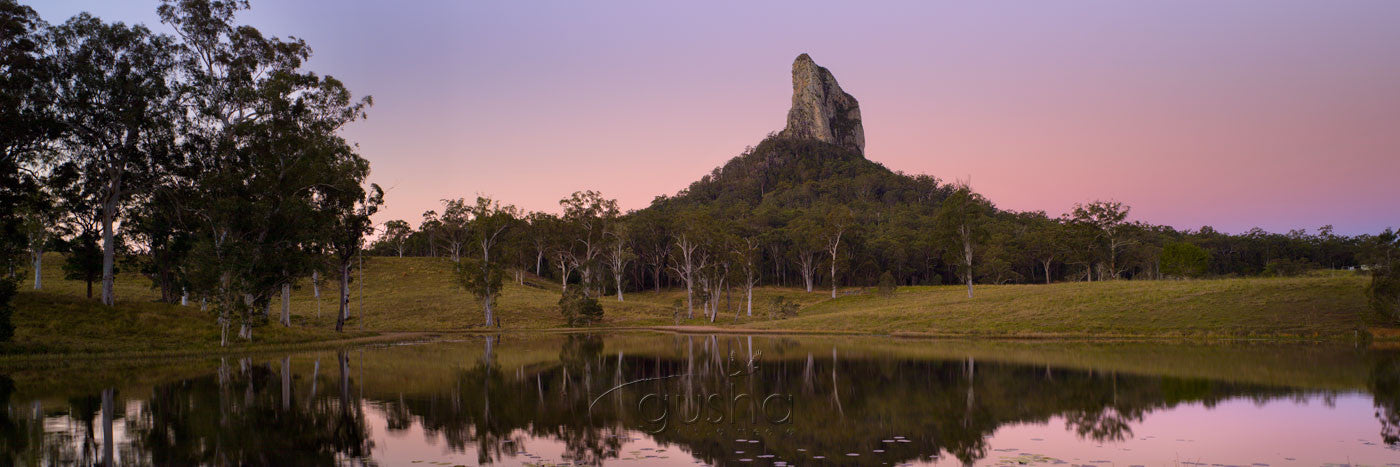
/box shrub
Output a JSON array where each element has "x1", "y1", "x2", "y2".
[
  {"x1": 1369, "y1": 266, "x2": 1400, "y2": 324},
  {"x1": 559, "y1": 288, "x2": 603, "y2": 327},
  {"x1": 768, "y1": 296, "x2": 799, "y2": 319},
  {"x1": 877, "y1": 271, "x2": 897, "y2": 298}
]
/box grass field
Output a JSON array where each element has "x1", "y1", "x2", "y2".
[
  {"x1": 748, "y1": 273, "x2": 1379, "y2": 338},
  {"x1": 5, "y1": 253, "x2": 1383, "y2": 357}
]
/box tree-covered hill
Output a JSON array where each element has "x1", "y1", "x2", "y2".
[{"x1": 652, "y1": 135, "x2": 949, "y2": 215}]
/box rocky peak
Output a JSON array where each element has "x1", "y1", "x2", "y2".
[{"x1": 778, "y1": 53, "x2": 865, "y2": 155}]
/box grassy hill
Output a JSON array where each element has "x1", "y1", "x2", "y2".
[{"x1": 11, "y1": 252, "x2": 1382, "y2": 353}]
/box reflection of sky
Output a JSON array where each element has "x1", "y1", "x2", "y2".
[
  {"x1": 26, "y1": 1, "x2": 1400, "y2": 236},
  {"x1": 19, "y1": 389, "x2": 1399, "y2": 465},
  {"x1": 360, "y1": 405, "x2": 697, "y2": 466},
  {"x1": 956, "y1": 393, "x2": 1398, "y2": 466}
]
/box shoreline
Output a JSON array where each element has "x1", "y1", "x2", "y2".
[{"x1": 5, "y1": 325, "x2": 1377, "y2": 364}]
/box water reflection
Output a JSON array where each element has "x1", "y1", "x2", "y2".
[{"x1": 0, "y1": 334, "x2": 1398, "y2": 465}]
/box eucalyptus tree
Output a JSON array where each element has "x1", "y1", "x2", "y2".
[
  {"x1": 1022, "y1": 212, "x2": 1065, "y2": 284},
  {"x1": 1070, "y1": 200, "x2": 1132, "y2": 280},
  {"x1": 126, "y1": 184, "x2": 195, "y2": 303},
  {"x1": 735, "y1": 235, "x2": 761, "y2": 316},
  {"x1": 668, "y1": 211, "x2": 717, "y2": 318},
  {"x1": 49, "y1": 13, "x2": 178, "y2": 306},
  {"x1": 602, "y1": 225, "x2": 634, "y2": 302},
  {"x1": 1, "y1": 0, "x2": 60, "y2": 300},
  {"x1": 559, "y1": 190, "x2": 619, "y2": 297},
  {"x1": 380, "y1": 219, "x2": 412, "y2": 258},
  {"x1": 418, "y1": 210, "x2": 443, "y2": 258},
  {"x1": 18, "y1": 185, "x2": 61, "y2": 290},
  {"x1": 784, "y1": 212, "x2": 823, "y2": 293},
  {"x1": 933, "y1": 183, "x2": 990, "y2": 298},
  {"x1": 454, "y1": 196, "x2": 518, "y2": 327},
  {"x1": 822, "y1": 205, "x2": 854, "y2": 298},
  {"x1": 524, "y1": 211, "x2": 557, "y2": 275},
  {"x1": 434, "y1": 199, "x2": 471, "y2": 262},
  {"x1": 158, "y1": 0, "x2": 372, "y2": 343},
  {"x1": 627, "y1": 207, "x2": 671, "y2": 292},
  {"x1": 328, "y1": 183, "x2": 381, "y2": 332}
]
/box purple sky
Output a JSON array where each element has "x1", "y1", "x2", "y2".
[{"x1": 30, "y1": 1, "x2": 1400, "y2": 235}]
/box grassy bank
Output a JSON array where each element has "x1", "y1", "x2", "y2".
[
  {"x1": 6, "y1": 253, "x2": 1382, "y2": 357},
  {"x1": 747, "y1": 273, "x2": 1378, "y2": 338}
]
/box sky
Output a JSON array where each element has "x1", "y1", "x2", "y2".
[{"x1": 29, "y1": 1, "x2": 1400, "y2": 236}]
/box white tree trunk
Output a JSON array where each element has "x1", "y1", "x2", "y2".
[
  {"x1": 615, "y1": 272, "x2": 624, "y2": 302},
  {"x1": 797, "y1": 251, "x2": 816, "y2": 293},
  {"x1": 100, "y1": 206, "x2": 116, "y2": 306},
  {"x1": 32, "y1": 249, "x2": 41, "y2": 290},
  {"x1": 745, "y1": 286, "x2": 753, "y2": 317},
  {"x1": 962, "y1": 225, "x2": 974, "y2": 299},
  {"x1": 281, "y1": 283, "x2": 291, "y2": 326},
  {"x1": 484, "y1": 291, "x2": 495, "y2": 327}
]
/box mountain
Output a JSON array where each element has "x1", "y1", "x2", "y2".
[
  {"x1": 780, "y1": 53, "x2": 866, "y2": 155},
  {"x1": 653, "y1": 54, "x2": 948, "y2": 214}
]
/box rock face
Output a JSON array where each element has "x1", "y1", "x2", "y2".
[{"x1": 778, "y1": 53, "x2": 865, "y2": 155}]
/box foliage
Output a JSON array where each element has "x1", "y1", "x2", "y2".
[
  {"x1": 877, "y1": 271, "x2": 897, "y2": 298},
  {"x1": 1369, "y1": 266, "x2": 1400, "y2": 324},
  {"x1": 0, "y1": 0, "x2": 60, "y2": 278},
  {"x1": 1160, "y1": 242, "x2": 1211, "y2": 278},
  {"x1": 768, "y1": 295, "x2": 799, "y2": 318},
  {"x1": 559, "y1": 287, "x2": 603, "y2": 327},
  {"x1": 60, "y1": 229, "x2": 104, "y2": 297},
  {"x1": 933, "y1": 184, "x2": 991, "y2": 294},
  {"x1": 1262, "y1": 258, "x2": 1313, "y2": 277},
  {"x1": 1069, "y1": 200, "x2": 1132, "y2": 279},
  {"x1": 456, "y1": 257, "x2": 503, "y2": 320}
]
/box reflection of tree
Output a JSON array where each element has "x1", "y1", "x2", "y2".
[
  {"x1": 5, "y1": 336, "x2": 1381, "y2": 465},
  {"x1": 379, "y1": 335, "x2": 1327, "y2": 466},
  {"x1": 1368, "y1": 350, "x2": 1400, "y2": 445},
  {"x1": 0, "y1": 375, "x2": 41, "y2": 465},
  {"x1": 123, "y1": 354, "x2": 374, "y2": 465},
  {"x1": 389, "y1": 334, "x2": 622, "y2": 465}
]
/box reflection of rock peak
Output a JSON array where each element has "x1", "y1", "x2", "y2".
[{"x1": 779, "y1": 53, "x2": 865, "y2": 155}]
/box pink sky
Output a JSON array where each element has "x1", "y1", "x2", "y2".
[{"x1": 33, "y1": 1, "x2": 1400, "y2": 235}]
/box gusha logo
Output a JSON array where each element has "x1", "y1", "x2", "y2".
[{"x1": 590, "y1": 350, "x2": 794, "y2": 434}]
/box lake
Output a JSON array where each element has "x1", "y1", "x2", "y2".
[{"x1": 1, "y1": 333, "x2": 1398, "y2": 465}]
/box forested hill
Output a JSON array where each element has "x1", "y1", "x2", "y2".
[{"x1": 650, "y1": 135, "x2": 951, "y2": 215}]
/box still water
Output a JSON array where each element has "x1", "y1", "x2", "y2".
[{"x1": 1, "y1": 333, "x2": 1398, "y2": 466}]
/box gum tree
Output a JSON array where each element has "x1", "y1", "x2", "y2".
[
  {"x1": 933, "y1": 183, "x2": 990, "y2": 298},
  {"x1": 50, "y1": 14, "x2": 177, "y2": 306}
]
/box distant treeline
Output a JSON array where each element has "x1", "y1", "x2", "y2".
[{"x1": 367, "y1": 136, "x2": 1400, "y2": 321}]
